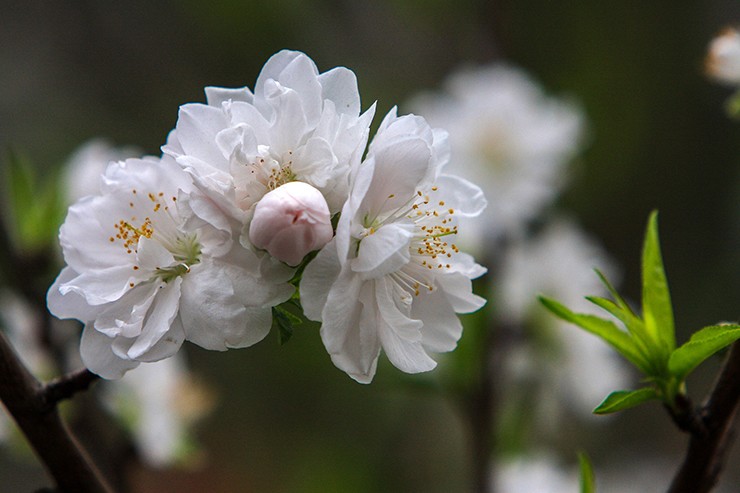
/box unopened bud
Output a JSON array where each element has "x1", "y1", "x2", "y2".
[
  {"x1": 249, "y1": 182, "x2": 334, "y2": 266},
  {"x1": 707, "y1": 28, "x2": 740, "y2": 84}
]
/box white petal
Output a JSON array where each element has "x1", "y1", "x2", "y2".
[
  {"x1": 300, "y1": 239, "x2": 341, "y2": 321},
  {"x1": 320, "y1": 269, "x2": 380, "y2": 382},
  {"x1": 352, "y1": 223, "x2": 413, "y2": 278},
  {"x1": 318, "y1": 67, "x2": 361, "y2": 115},
  {"x1": 59, "y1": 267, "x2": 136, "y2": 305},
  {"x1": 127, "y1": 278, "x2": 182, "y2": 359},
  {"x1": 361, "y1": 136, "x2": 431, "y2": 218},
  {"x1": 133, "y1": 315, "x2": 186, "y2": 363},
  {"x1": 179, "y1": 263, "x2": 264, "y2": 350},
  {"x1": 47, "y1": 267, "x2": 101, "y2": 321},
  {"x1": 174, "y1": 104, "x2": 230, "y2": 166},
  {"x1": 436, "y1": 272, "x2": 487, "y2": 313},
  {"x1": 205, "y1": 85, "x2": 253, "y2": 106},
  {"x1": 434, "y1": 174, "x2": 487, "y2": 217},
  {"x1": 136, "y1": 237, "x2": 176, "y2": 270},
  {"x1": 80, "y1": 324, "x2": 139, "y2": 379},
  {"x1": 374, "y1": 278, "x2": 435, "y2": 374},
  {"x1": 95, "y1": 282, "x2": 159, "y2": 338},
  {"x1": 412, "y1": 289, "x2": 462, "y2": 353}
]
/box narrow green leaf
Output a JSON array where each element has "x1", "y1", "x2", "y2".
[
  {"x1": 668, "y1": 324, "x2": 740, "y2": 381},
  {"x1": 593, "y1": 387, "x2": 659, "y2": 415},
  {"x1": 586, "y1": 296, "x2": 654, "y2": 362},
  {"x1": 641, "y1": 211, "x2": 675, "y2": 352},
  {"x1": 539, "y1": 296, "x2": 650, "y2": 374},
  {"x1": 578, "y1": 452, "x2": 596, "y2": 493}
]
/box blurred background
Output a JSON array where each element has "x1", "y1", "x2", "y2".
[{"x1": 0, "y1": 1, "x2": 738, "y2": 492}]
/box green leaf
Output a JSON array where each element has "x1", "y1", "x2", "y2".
[
  {"x1": 586, "y1": 296, "x2": 654, "y2": 363},
  {"x1": 272, "y1": 305, "x2": 303, "y2": 345},
  {"x1": 668, "y1": 324, "x2": 740, "y2": 381},
  {"x1": 578, "y1": 452, "x2": 596, "y2": 493},
  {"x1": 593, "y1": 387, "x2": 659, "y2": 414},
  {"x1": 641, "y1": 211, "x2": 675, "y2": 353},
  {"x1": 539, "y1": 296, "x2": 651, "y2": 374}
]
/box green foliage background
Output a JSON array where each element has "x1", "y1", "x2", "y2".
[{"x1": 0, "y1": 1, "x2": 738, "y2": 491}]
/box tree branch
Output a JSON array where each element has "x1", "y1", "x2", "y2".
[
  {"x1": 0, "y1": 330, "x2": 114, "y2": 493},
  {"x1": 668, "y1": 342, "x2": 740, "y2": 493}
]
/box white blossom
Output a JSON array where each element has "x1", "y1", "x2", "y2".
[
  {"x1": 63, "y1": 139, "x2": 140, "y2": 202},
  {"x1": 496, "y1": 218, "x2": 630, "y2": 414},
  {"x1": 495, "y1": 454, "x2": 579, "y2": 493},
  {"x1": 410, "y1": 64, "x2": 584, "y2": 247},
  {"x1": 301, "y1": 108, "x2": 486, "y2": 383},
  {"x1": 47, "y1": 156, "x2": 293, "y2": 379},
  {"x1": 249, "y1": 181, "x2": 333, "y2": 266},
  {"x1": 101, "y1": 355, "x2": 212, "y2": 467},
  {"x1": 706, "y1": 28, "x2": 740, "y2": 85},
  {"x1": 163, "y1": 50, "x2": 375, "y2": 252}
]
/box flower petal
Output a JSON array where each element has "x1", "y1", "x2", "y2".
[
  {"x1": 80, "y1": 324, "x2": 139, "y2": 379},
  {"x1": 127, "y1": 278, "x2": 182, "y2": 359}
]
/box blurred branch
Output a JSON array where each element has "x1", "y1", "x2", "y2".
[
  {"x1": 0, "y1": 330, "x2": 113, "y2": 493},
  {"x1": 668, "y1": 342, "x2": 740, "y2": 493}
]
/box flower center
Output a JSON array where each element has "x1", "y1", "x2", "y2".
[
  {"x1": 235, "y1": 147, "x2": 297, "y2": 211},
  {"x1": 110, "y1": 188, "x2": 202, "y2": 287},
  {"x1": 361, "y1": 186, "x2": 459, "y2": 298}
]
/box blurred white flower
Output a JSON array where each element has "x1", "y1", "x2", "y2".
[
  {"x1": 102, "y1": 355, "x2": 213, "y2": 468},
  {"x1": 496, "y1": 218, "x2": 630, "y2": 414},
  {"x1": 0, "y1": 291, "x2": 54, "y2": 444},
  {"x1": 495, "y1": 454, "x2": 579, "y2": 493},
  {"x1": 410, "y1": 65, "x2": 584, "y2": 248},
  {"x1": 163, "y1": 50, "x2": 375, "y2": 249},
  {"x1": 706, "y1": 27, "x2": 740, "y2": 85},
  {"x1": 301, "y1": 108, "x2": 486, "y2": 383},
  {"x1": 249, "y1": 181, "x2": 333, "y2": 266},
  {"x1": 47, "y1": 157, "x2": 293, "y2": 379},
  {"x1": 63, "y1": 139, "x2": 140, "y2": 202},
  {"x1": 0, "y1": 291, "x2": 55, "y2": 380}
]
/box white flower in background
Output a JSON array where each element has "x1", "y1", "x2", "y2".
[
  {"x1": 63, "y1": 139, "x2": 140, "y2": 202},
  {"x1": 409, "y1": 65, "x2": 584, "y2": 248},
  {"x1": 0, "y1": 291, "x2": 55, "y2": 380},
  {"x1": 706, "y1": 28, "x2": 740, "y2": 85},
  {"x1": 249, "y1": 181, "x2": 333, "y2": 266},
  {"x1": 301, "y1": 108, "x2": 487, "y2": 383},
  {"x1": 496, "y1": 218, "x2": 630, "y2": 414},
  {"x1": 47, "y1": 156, "x2": 293, "y2": 379},
  {"x1": 101, "y1": 355, "x2": 213, "y2": 468},
  {"x1": 164, "y1": 50, "x2": 375, "y2": 266},
  {"x1": 0, "y1": 291, "x2": 55, "y2": 443},
  {"x1": 495, "y1": 454, "x2": 579, "y2": 493}
]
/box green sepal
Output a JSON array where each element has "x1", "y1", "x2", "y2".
[
  {"x1": 272, "y1": 304, "x2": 303, "y2": 345},
  {"x1": 538, "y1": 296, "x2": 651, "y2": 374},
  {"x1": 668, "y1": 324, "x2": 740, "y2": 381},
  {"x1": 641, "y1": 211, "x2": 675, "y2": 354},
  {"x1": 578, "y1": 452, "x2": 596, "y2": 493},
  {"x1": 593, "y1": 387, "x2": 659, "y2": 415}
]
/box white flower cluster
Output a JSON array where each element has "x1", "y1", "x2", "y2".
[{"x1": 48, "y1": 50, "x2": 487, "y2": 383}]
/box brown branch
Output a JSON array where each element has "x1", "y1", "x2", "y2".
[
  {"x1": 0, "y1": 331, "x2": 114, "y2": 493},
  {"x1": 668, "y1": 342, "x2": 740, "y2": 493},
  {"x1": 41, "y1": 368, "x2": 100, "y2": 412}
]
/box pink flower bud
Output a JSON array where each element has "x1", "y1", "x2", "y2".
[{"x1": 248, "y1": 182, "x2": 334, "y2": 266}]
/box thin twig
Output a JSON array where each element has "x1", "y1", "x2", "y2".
[
  {"x1": 0, "y1": 330, "x2": 114, "y2": 493},
  {"x1": 667, "y1": 342, "x2": 740, "y2": 493},
  {"x1": 41, "y1": 368, "x2": 100, "y2": 412}
]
